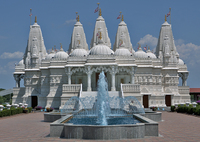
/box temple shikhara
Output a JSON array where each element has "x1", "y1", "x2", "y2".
[{"x1": 12, "y1": 8, "x2": 190, "y2": 109}]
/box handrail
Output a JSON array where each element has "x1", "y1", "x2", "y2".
[{"x1": 120, "y1": 83, "x2": 124, "y2": 98}]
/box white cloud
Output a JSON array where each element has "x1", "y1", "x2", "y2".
[
  {"x1": 0, "y1": 51, "x2": 23, "y2": 59},
  {"x1": 65, "y1": 19, "x2": 76, "y2": 25},
  {"x1": 0, "y1": 61, "x2": 17, "y2": 74},
  {"x1": 138, "y1": 34, "x2": 158, "y2": 48},
  {"x1": 176, "y1": 43, "x2": 200, "y2": 66}
]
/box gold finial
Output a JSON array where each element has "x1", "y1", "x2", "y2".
[
  {"x1": 138, "y1": 43, "x2": 141, "y2": 47},
  {"x1": 99, "y1": 8, "x2": 102, "y2": 16},
  {"x1": 77, "y1": 15, "x2": 79, "y2": 22},
  {"x1": 148, "y1": 46, "x2": 150, "y2": 50},
  {"x1": 121, "y1": 14, "x2": 124, "y2": 21},
  {"x1": 35, "y1": 16, "x2": 37, "y2": 23},
  {"x1": 60, "y1": 43, "x2": 62, "y2": 49},
  {"x1": 165, "y1": 15, "x2": 167, "y2": 22},
  {"x1": 52, "y1": 47, "x2": 53, "y2": 50},
  {"x1": 99, "y1": 32, "x2": 102, "y2": 39}
]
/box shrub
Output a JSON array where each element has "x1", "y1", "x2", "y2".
[
  {"x1": 0, "y1": 109, "x2": 11, "y2": 117},
  {"x1": 171, "y1": 106, "x2": 175, "y2": 112},
  {"x1": 27, "y1": 107, "x2": 32, "y2": 113}
]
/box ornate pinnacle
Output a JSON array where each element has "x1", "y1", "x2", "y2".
[
  {"x1": 138, "y1": 43, "x2": 141, "y2": 48},
  {"x1": 121, "y1": 14, "x2": 124, "y2": 21},
  {"x1": 35, "y1": 16, "x2": 37, "y2": 23},
  {"x1": 77, "y1": 15, "x2": 79, "y2": 22},
  {"x1": 60, "y1": 43, "x2": 62, "y2": 49},
  {"x1": 165, "y1": 15, "x2": 167, "y2": 22},
  {"x1": 99, "y1": 8, "x2": 102, "y2": 16}
]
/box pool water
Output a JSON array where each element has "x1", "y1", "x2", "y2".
[{"x1": 66, "y1": 116, "x2": 141, "y2": 125}]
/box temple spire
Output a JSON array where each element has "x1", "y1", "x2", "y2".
[
  {"x1": 35, "y1": 16, "x2": 37, "y2": 23},
  {"x1": 165, "y1": 15, "x2": 167, "y2": 22},
  {"x1": 121, "y1": 14, "x2": 124, "y2": 21}
]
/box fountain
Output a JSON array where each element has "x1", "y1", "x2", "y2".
[{"x1": 50, "y1": 72, "x2": 159, "y2": 139}]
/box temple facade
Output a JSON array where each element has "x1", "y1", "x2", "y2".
[{"x1": 12, "y1": 10, "x2": 190, "y2": 109}]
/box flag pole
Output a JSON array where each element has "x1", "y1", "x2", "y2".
[
  {"x1": 169, "y1": 8, "x2": 171, "y2": 24},
  {"x1": 97, "y1": 2, "x2": 100, "y2": 15},
  {"x1": 30, "y1": 8, "x2": 32, "y2": 25}
]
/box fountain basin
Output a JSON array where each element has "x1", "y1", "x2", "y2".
[{"x1": 50, "y1": 113, "x2": 158, "y2": 139}]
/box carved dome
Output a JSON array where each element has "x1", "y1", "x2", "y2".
[
  {"x1": 134, "y1": 47, "x2": 148, "y2": 58},
  {"x1": 54, "y1": 48, "x2": 68, "y2": 60},
  {"x1": 90, "y1": 44, "x2": 114, "y2": 55},
  {"x1": 178, "y1": 58, "x2": 184, "y2": 65},
  {"x1": 146, "y1": 49, "x2": 156, "y2": 59},
  {"x1": 18, "y1": 59, "x2": 24, "y2": 66},
  {"x1": 71, "y1": 49, "x2": 88, "y2": 57},
  {"x1": 115, "y1": 48, "x2": 131, "y2": 56},
  {"x1": 45, "y1": 49, "x2": 55, "y2": 60}
]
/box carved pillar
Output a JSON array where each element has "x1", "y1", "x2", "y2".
[
  {"x1": 14, "y1": 74, "x2": 19, "y2": 88},
  {"x1": 131, "y1": 67, "x2": 136, "y2": 84},
  {"x1": 86, "y1": 66, "x2": 92, "y2": 91},
  {"x1": 66, "y1": 67, "x2": 72, "y2": 84},
  {"x1": 182, "y1": 73, "x2": 189, "y2": 86},
  {"x1": 111, "y1": 66, "x2": 116, "y2": 91}
]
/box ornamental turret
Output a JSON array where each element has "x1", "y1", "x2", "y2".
[
  {"x1": 113, "y1": 14, "x2": 134, "y2": 54},
  {"x1": 90, "y1": 8, "x2": 111, "y2": 49},
  {"x1": 155, "y1": 15, "x2": 179, "y2": 66},
  {"x1": 23, "y1": 16, "x2": 47, "y2": 68},
  {"x1": 68, "y1": 13, "x2": 88, "y2": 54}
]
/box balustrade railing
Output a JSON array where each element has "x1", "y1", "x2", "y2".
[
  {"x1": 62, "y1": 84, "x2": 81, "y2": 93},
  {"x1": 121, "y1": 84, "x2": 140, "y2": 93}
]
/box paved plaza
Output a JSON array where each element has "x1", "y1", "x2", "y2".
[{"x1": 0, "y1": 111, "x2": 200, "y2": 142}]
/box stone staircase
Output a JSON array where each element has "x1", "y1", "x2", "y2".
[{"x1": 81, "y1": 91, "x2": 120, "y2": 98}]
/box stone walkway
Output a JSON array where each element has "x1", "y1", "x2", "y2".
[{"x1": 0, "y1": 111, "x2": 200, "y2": 142}]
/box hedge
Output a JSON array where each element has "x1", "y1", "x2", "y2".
[
  {"x1": 0, "y1": 107, "x2": 32, "y2": 117},
  {"x1": 174, "y1": 104, "x2": 200, "y2": 115}
]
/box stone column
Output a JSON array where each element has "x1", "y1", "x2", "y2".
[
  {"x1": 111, "y1": 66, "x2": 116, "y2": 91},
  {"x1": 86, "y1": 66, "x2": 92, "y2": 91},
  {"x1": 14, "y1": 74, "x2": 19, "y2": 88},
  {"x1": 182, "y1": 73, "x2": 189, "y2": 86},
  {"x1": 131, "y1": 67, "x2": 136, "y2": 84},
  {"x1": 66, "y1": 67, "x2": 72, "y2": 84}
]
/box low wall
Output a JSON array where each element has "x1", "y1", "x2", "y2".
[
  {"x1": 140, "y1": 112, "x2": 162, "y2": 122},
  {"x1": 50, "y1": 113, "x2": 158, "y2": 139},
  {"x1": 44, "y1": 113, "x2": 66, "y2": 122}
]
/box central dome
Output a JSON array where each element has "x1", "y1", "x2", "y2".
[
  {"x1": 90, "y1": 44, "x2": 114, "y2": 55},
  {"x1": 115, "y1": 48, "x2": 131, "y2": 56}
]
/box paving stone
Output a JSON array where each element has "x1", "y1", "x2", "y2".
[{"x1": 0, "y1": 111, "x2": 200, "y2": 141}]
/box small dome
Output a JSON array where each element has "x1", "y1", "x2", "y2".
[
  {"x1": 18, "y1": 59, "x2": 24, "y2": 66},
  {"x1": 90, "y1": 44, "x2": 114, "y2": 55},
  {"x1": 45, "y1": 49, "x2": 55, "y2": 60},
  {"x1": 134, "y1": 47, "x2": 148, "y2": 58},
  {"x1": 71, "y1": 49, "x2": 88, "y2": 57},
  {"x1": 115, "y1": 48, "x2": 131, "y2": 56},
  {"x1": 146, "y1": 49, "x2": 156, "y2": 59},
  {"x1": 178, "y1": 58, "x2": 184, "y2": 65},
  {"x1": 54, "y1": 48, "x2": 68, "y2": 60}
]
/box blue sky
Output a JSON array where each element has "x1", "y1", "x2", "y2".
[{"x1": 0, "y1": 0, "x2": 200, "y2": 89}]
